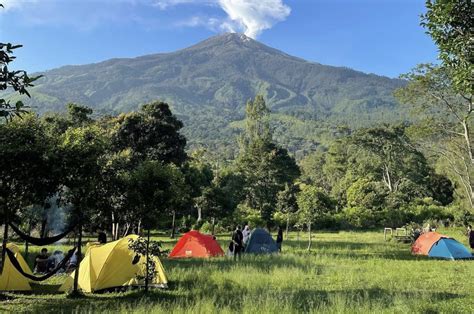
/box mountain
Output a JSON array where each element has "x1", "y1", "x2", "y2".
[{"x1": 15, "y1": 33, "x2": 408, "y2": 158}]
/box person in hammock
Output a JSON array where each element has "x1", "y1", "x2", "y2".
[
  {"x1": 34, "y1": 248, "x2": 49, "y2": 273},
  {"x1": 66, "y1": 248, "x2": 79, "y2": 273}
]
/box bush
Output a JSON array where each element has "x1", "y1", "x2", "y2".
[
  {"x1": 446, "y1": 205, "x2": 474, "y2": 226},
  {"x1": 400, "y1": 200, "x2": 452, "y2": 224},
  {"x1": 342, "y1": 206, "x2": 381, "y2": 229},
  {"x1": 314, "y1": 213, "x2": 342, "y2": 230},
  {"x1": 236, "y1": 203, "x2": 265, "y2": 227}
]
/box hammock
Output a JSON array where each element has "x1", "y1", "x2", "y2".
[
  {"x1": 6, "y1": 248, "x2": 76, "y2": 282},
  {"x1": 8, "y1": 223, "x2": 76, "y2": 246}
]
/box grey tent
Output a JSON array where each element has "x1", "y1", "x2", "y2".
[{"x1": 245, "y1": 228, "x2": 278, "y2": 254}]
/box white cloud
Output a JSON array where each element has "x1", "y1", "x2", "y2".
[
  {"x1": 218, "y1": 0, "x2": 290, "y2": 38},
  {"x1": 156, "y1": 0, "x2": 291, "y2": 38},
  {"x1": 0, "y1": 0, "x2": 291, "y2": 38},
  {"x1": 152, "y1": 0, "x2": 211, "y2": 10}
]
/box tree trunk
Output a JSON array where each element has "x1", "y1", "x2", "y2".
[
  {"x1": 114, "y1": 223, "x2": 119, "y2": 240},
  {"x1": 197, "y1": 206, "x2": 202, "y2": 222},
  {"x1": 145, "y1": 229, "x2": 150, "y2": 293},
  {"x1": 111, "y1": 213, "x2": 115, "y2": 241},
  {"x1": 137, "y1": 220, "x2": 142, "y2": 235},
  {"x1": 382, "y1": 164, "x2": 393, "y2": 193},
  {"x1": 170, "y1": 211, "x2": 176, "y2": 239},
  {"x1": 73, "y1": 223, "x2": 83, "y2": 294},
  {"x1": 25, "y1": 222, "x2": 32, "y2": 259},
  {"x1": 1, "y1": 213, "x2": 9, "y2": 274},
  {"x1": 211, "y1": 217, "x2": 215, "y2": 236},
  {"x1": 461, "y1": 120, "x2": 474, "y2": 164},
  {"x1": 40, "y1": 219, "x2": 47, "y2": 239},
  {"x1": 307, "y1": 223, "x2": 312, "y2": 251},
  {"x1": 123, "y1": 223, "x2": 130, "y2": 237}
]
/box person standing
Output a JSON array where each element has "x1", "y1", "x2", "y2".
[
  {"x1": 242, "y1": 225, "x2": 251, "y2": 249},
  {"x1": 232, "y1": 226, "x2": 243, "y2": 260},
  {"x1": 276, "y1": 226, "x2": 283, "y2": 252},
  {"x1": 468, "y1": 225, "x2": 474, "y2": 251}
]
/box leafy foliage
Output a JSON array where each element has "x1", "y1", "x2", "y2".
[
  {"x1": 128, "y1": 237, "x2": 166, "y2": 282},
  {"x1": 113, "y1": 102, "x2": 187, "y2": 165},
  {"x1": 421, "y1": 0, "x2": 473, "y2": 94},
  {"x1": 236, "y1": 96, "x2": 300, "y2": 226},
  {"x1": 0, "y1": 21, "x2": 42, "y2": 121}
]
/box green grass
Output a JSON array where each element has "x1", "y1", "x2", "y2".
[{"x1": 1, "y1": 228, "x2": 473, "y2": 313}]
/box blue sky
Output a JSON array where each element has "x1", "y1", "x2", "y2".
[{"x1": 0, "y1": 0, "x2": 437, "y2": 78}]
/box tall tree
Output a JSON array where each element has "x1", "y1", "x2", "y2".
[
  {"x1": 236, "y1": 96, "x2": 300, "y2": 226},
  {"x1": 183, "y1": 150, "x2": 213, "y2": 222},
  {"x1": 275, "y1": 183, "x2": 300, "y2": 237},
  {"x1": 350, "y1": 126, "x2": 430, "y2": 194},
  {"x1": 127, "y1": 160, "x2": 187, "y2": 291},
  {"x1": 421, "y1": 0, "x2": 473, "y2": 95},
  {"x1": 396, "y1": 0, "x2": 473, "y2": 209},
  {"x1": 296, "y1": 185, "x2": 333, "y2": 250},
  {"x1": 59, "y1": 124, "x2": 107, "y2": 292},
  {"x1": 113, "y1": 102, "x2": 187, "y2": 165},
  {"x1": 0, "y1": 115, "x2": 59, "y2": 272}
]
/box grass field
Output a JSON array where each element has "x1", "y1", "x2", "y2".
[{"x1": 1, "y1": 228, "x2": 473, "y2": 313}]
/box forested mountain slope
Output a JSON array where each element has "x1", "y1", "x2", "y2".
[{"x1": 13, "y1": 33, "x2": 408, "y2": 158}]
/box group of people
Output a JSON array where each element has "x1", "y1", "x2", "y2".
[
  {"x1": 33, "y1": 248, "x2": 78, "y2": 274},
  {"x1": 228, "y1": 225, "x2": 284, "y2": 260},
  {"x1": 33, "y1": 228, "x2": 108, "y2": 274}
]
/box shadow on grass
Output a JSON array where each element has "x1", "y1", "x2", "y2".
[
  {"x1": 284, "y1": 287, "x2": 463, "y2": 312},
  {"x1": 6, "y1": 285, "x2": 464, "y2": 313}
]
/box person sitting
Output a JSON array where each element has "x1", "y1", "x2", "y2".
[
  {"x1": 34, "y1": 248, "x2": 49, "y2": 273},
  {"x1": 66, "y1": 248, "x2": 79, "y2": 273}
]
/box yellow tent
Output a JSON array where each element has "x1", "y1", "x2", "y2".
[
  {"x1": 60, "y1": 235, "x2": 167, "y2": 292},
  {"x1": 0, "y1": 243, "x2": 33, "y2": 291}
]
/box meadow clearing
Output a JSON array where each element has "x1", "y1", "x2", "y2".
[{"x1": 0, "y1": 228, "x2": 473, "y2": 314}]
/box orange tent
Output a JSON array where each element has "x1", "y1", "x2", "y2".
[
  {"x1": 412, "y1": 232, "x2": 450, "y2": 255},
  {"x1": 169, "y1": 230, "x2": 224, "y2": 258}
]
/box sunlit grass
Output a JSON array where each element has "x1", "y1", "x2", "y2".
[{"x1": 1, "y1": 229, "x2": 473, "y2": 313}]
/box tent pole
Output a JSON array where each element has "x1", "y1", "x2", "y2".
[
  {"x1": 73, "y1": 223, "x2": 82, "y2": 293},
  {"x1": 145, "y1": 228, "x2": 150, "y2": 293}
]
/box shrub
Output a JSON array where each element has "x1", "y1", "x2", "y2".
[{"x1": 342, "y1": 206, "x2": 381, "y2": 229}]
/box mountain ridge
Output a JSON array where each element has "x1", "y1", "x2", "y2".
[{"x1": 12, "y1": 33, "x2": 408, "y2": 157}]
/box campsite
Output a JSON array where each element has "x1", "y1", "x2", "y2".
[
  {"x1": 1, "y1": 0, "x2": 473, "y2": 313},
  {"x1": 0, "y1": 229, "x2": 473, "y2": 313}
]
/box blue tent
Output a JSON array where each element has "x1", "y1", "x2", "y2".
[
  {"x1": 245, "y1": 228, "x2": 278, "y2": 254},
  {"x1": 428, "y1": 238, "x2": 472, "y2": 260}
]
